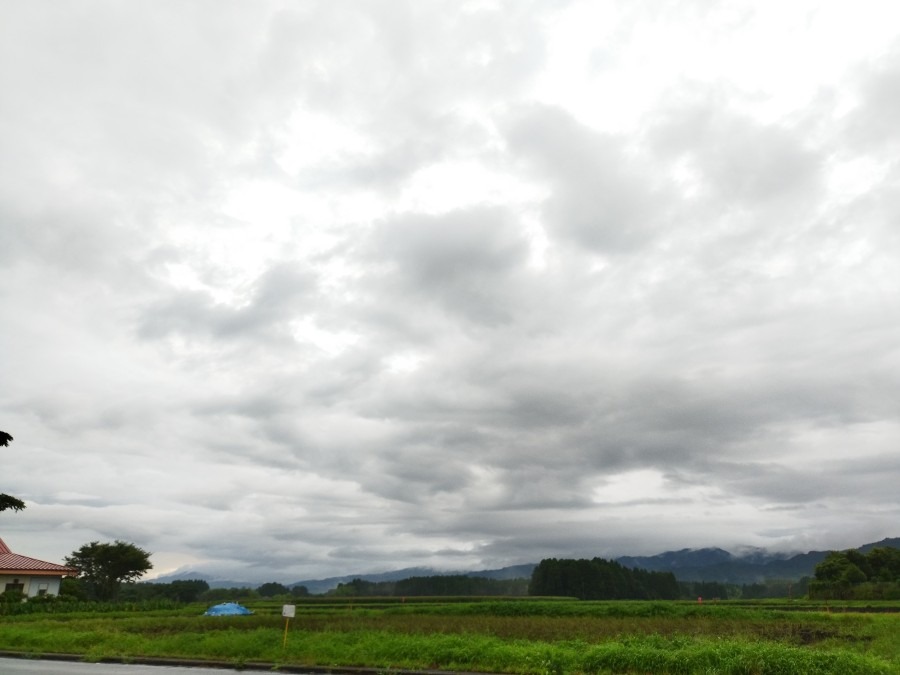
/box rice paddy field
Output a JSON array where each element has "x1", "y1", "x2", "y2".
[{"x1": 0, "y1": 597, "x2": 897, "y2": 674}]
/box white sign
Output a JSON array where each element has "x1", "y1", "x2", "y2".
[{"x1": 282, "y1": 604, "x2": 296, "y2": 618}]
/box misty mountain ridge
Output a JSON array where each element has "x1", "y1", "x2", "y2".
[
  {"x1": 150, "y1": 538, "x2": 899, "y2": 591},
  {"x1": 152, "y1": 564, "x2": 535, "y2": 594}
]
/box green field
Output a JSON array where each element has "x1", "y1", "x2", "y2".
[{"x1": 0, "y1": 598, "x2": 897, "y2": 674}]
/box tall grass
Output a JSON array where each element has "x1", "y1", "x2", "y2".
[
  {"x1": 0, "y1": 598, "x2": 184, "y2": 616},
  {"x1": 0, "y1": 599, "x2": 896, "y2": 674}
]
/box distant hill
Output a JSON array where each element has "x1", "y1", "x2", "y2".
[
  {"x1": 291, "y1": 567, "x2": 440, "y2": 595},
  {"x1": 150, "y1": 564, "x2": 535, "y2": 592},
  {"x1": 291, "y1": 564, "x2": 536, "y2": 595},
  {"x1": 858, "y1": 537, "x2": 900, "y2": 553},
  {"x1": 148, "y1": 568, "x2": 258, "y2": 589},
  {"x1": 465, "y1": 563, "x2": 537, "y2": 581},
  {"x1": 150, "y1": 537, "x2": 899, "y2": 591},
  {"x1": 616, "y1": 537, "x2": 900, "y2": 584}
]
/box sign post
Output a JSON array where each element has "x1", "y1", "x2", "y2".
[{"x1": 282, "y1": 604, "x2": 296, "y2": 649}]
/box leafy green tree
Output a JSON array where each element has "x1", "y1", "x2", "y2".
[
  {"x1": 844, "y1": 549, "x2": 873, "y2": 579},
  {"x1": 867, "y1": 547, "x2": 900, "y2": 582},
  {"x1": 65, "y1": 540, "x2": 153, "y2": 600},
  {"x1": 0, "y1": 494, "x2": 25, "y2": 513},
  {"x1": 257, "y1": 581, "x2": 290, "y2": 597},
  {"x1": 814, "y1": 551, "x2": 851, "y2": 583},
  {"x1": 331, "y1": 578, "x2": 377, "y2": 596},
  {"x1": 59, "y1": 577, "x2": 88, "y2": 600},
  {"x1": 168, "y1": 579, "x2": 210, "y2": 602},
  {"x1": 810, "y1": 547, "x2": 900, "y2": 599},
  {"x1": 529, "y1": 557, "x2": 679, "y2": 600},
  {"x1": 815, "y1": 551, "x2": 868, "y2": 585},
  {"x1": 0, "y1": 430, "x2": 26, "y2": 513}
]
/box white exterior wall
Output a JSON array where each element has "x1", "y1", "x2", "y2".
[{"x1": 0, "y1": 574, "x2": 63, "y2": 597}]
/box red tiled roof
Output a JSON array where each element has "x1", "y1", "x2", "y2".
[{"x1": 0, "y1": 537, "x2": 79, "y2": 576}]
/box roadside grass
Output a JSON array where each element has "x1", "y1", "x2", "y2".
[{"x1": 0, "y1": 599, "x2": 896, "y2": 674}]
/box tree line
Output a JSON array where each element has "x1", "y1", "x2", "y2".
[
  {"x1": 528, "y1": 557, "x2": 680, "y2": 600},
  {"x1": 809, "y1": 547, "x2": 900, "y2": 600},
  {"x1": 29, "y1": 577, "x2": 312, "y2": 605},
  {"x1": 329, "y1": 574, "x2": 528, "y2": 597},
  {"x1": 118, "y1": 580, "x2": 311, "y2": 603},
  {"x1": 526, "y1": 559, "x2": 814, "y2": 601}
]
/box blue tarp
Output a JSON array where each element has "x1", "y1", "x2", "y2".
[{"x1": 204, "y1": 602, "x2": 253, "y2": 616}]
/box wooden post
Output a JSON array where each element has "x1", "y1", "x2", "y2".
[{"x1": 282, "y1": 604, "x2": 296, "y2": 649}]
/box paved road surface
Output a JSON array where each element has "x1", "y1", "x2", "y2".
[{"x1": 0, "y1": 657, "x2": 281, "y2": 674}]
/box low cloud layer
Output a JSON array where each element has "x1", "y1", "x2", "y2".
[{"x1": 2, "y1": 0, "x2": 898, "y2": 582}]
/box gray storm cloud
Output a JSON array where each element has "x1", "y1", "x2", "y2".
[{"x1": 1, "y1": 0, "x2": 898, "y2": 580}]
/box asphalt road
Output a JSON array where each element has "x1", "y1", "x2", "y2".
[{"x1": 0, "y1": 657, "x2": 280, "y2": 674}]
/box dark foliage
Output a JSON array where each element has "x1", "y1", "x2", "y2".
[
  {"x1": 528, "y1": 557, "x2": 680, "y2": 600},
  {"x1": 0, "y1": 494, "x2": 26, "y2": 512},
  {"x1": 257, "y1": 581, "x2": 290, "y2": 597},
  {"x1": 809, "y1": 546, "x2": 900, "y2": 599},
  {"x1": 65, "y1": 540, "x2": 153, "y2": 601},
  {"x1": 0, "y1": 430, "x2": 25, "y2": 513},
  {"x1": 739, "y1": 577, "x2": 809, "y2": 599}
]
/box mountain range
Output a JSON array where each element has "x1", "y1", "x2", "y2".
[
  {"x1": 615, "y1": 537, "x2": 900, "y2": 584},
  {"x1": 151, "y1": 537, "x2": 899, "y2": 592}
]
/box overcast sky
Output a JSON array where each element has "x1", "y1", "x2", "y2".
[{"x1": 2, "y1": 0, "x2": 899, "y2": 584}]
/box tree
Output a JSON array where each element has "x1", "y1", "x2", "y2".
[
  {"x1": 810, "y1": 547, "x2": 900, "y2": 599},
  {"x1": 0, "y1": 430, "x2": 26, "y2": 513},
  {"x1": 814, "y1": 551, "x2": 851, "y2": 583},
  {"x1": 65, "y1": 540, "x2": 153, "y2": 601},
  {"x1": 331, "y1": 578, "x2": 377, "y2": 596},
  {"x1": 529, "y1": 557, "x2": 679, "y2": 600},
  {"x1": 868, "y1": 547, "x2": 900, "y2": 582},
  {"x1": 168, "y1": 579, "x2": 210, "y2": 602},
  {"x1": 59, "y1": 577, "x2": 88, "y2": 600},
  {"x1": 257, "y1": 581, "x2": 290, "y2": 597}
]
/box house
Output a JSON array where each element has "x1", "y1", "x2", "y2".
[{"x1": 0, "y1": 536, "x2": 79, "y2": 597}]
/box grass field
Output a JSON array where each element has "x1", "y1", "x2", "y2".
[{"x1": 0, "y1": 598, "x2": 897, "y2": 674}]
